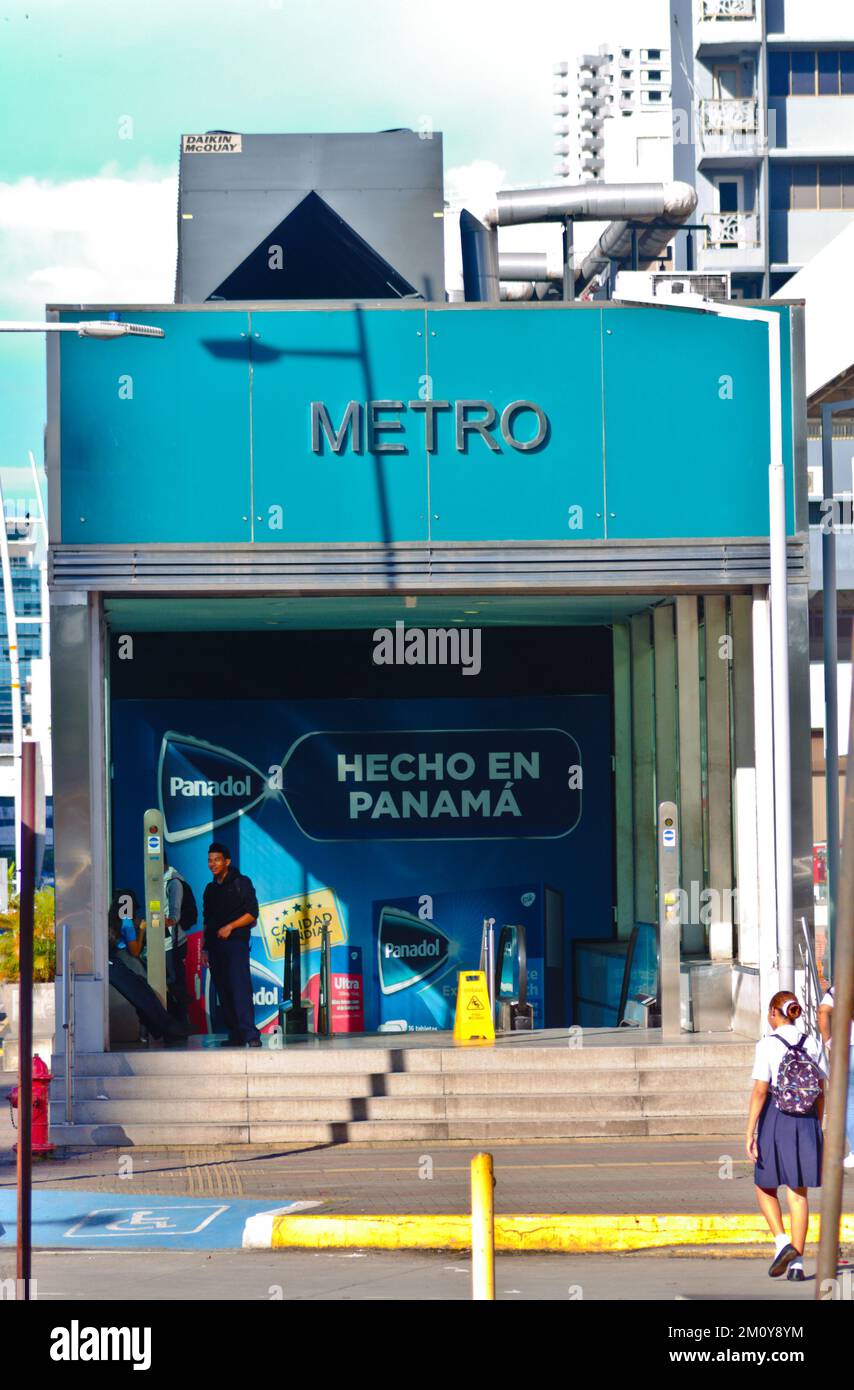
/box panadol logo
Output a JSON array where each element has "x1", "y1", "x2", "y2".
[
  {"x1": 383, "y1": 940, "x2": 440, "y2": 959},
  {"x1": 377, "y1": 906, "x2": 450, "y2": 996},
  {"x1": 158, "y1": 732, "x2": 275, "y2": 843},
  {"x1": 170, "y1": 776, "x2": 253, "y2": 797}
]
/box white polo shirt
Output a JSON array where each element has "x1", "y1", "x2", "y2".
[
  {"x1": 751, "y1": 1024, "x2": 828, "y2": 1088},
  {"x1": 820, "y1": 989, "x2": 854, "y2": 1048}
]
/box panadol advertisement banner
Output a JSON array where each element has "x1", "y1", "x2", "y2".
[{"x1": 110, "y1": 695, "x2": 611, "y2": 1034}]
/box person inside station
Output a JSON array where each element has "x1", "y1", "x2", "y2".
[
  {"x1": 163, "y1": 851, "x2": 196, "y2": 1028},
  {"x1": 107, "y1": 889, "x2": 190, "y2": 1046},
  {"x1": 201, "y1": 842, "x2": 261, "y2": 1047}
]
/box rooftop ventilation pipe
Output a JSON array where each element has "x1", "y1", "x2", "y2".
[
  {"x1": 460, "y1": 209, "x2": 500, "y2": 303},
  {"x1": 468, "y1": 181, "x2": 697, "y2": 301}
]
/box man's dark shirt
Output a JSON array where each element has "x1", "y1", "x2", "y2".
[{"x1": 202, "y1": 866, "x2": 259, "y2": 946}]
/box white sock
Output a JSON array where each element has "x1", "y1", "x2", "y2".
[
  {"x1": 774, "y1": 1233, "x2": 789, "y2": 1254},
  {"x1": 789, "y1": 1257, "x2": 803, "y2": 1270}
]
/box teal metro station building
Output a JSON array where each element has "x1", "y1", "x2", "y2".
[{"x1": 45, "y1": 296, "x2": 813, "y2": 1066}]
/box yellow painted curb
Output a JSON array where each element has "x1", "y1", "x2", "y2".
[{"x1": 266, "y1": 1212, "x2": 854, "y2": 1253}]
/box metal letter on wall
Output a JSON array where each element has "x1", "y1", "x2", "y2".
[
  {"x1": 143, "y1": 808, "x2": 167, "y2": 1007},
  {"x1": 658, "y1": 800, "x2": 681, "y2": 1038}
]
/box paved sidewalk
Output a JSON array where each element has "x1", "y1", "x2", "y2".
[{"x1": 0, "y1": 1247, "x2": 834, "y2": 1301}]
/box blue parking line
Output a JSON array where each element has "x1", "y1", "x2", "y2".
[{"x1": 0, "y1": 1189, "x2": 314, "y2": 1249}]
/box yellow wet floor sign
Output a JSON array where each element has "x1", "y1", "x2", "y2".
[{"x1": 453, "y1": 971, "x2": 495, "y2": 1044}]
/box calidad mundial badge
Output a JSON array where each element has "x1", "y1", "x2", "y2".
[
  {"x1": 157, "y1": 731, "x2": 277, "y2": 843},
  {"x1": 377, "y1": 906, "x2": 451, "y2": 996}
]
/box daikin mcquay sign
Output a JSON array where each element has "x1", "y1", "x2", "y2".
[{"x1": 310, "y1": 399, "x2": 549, "y2": 453}]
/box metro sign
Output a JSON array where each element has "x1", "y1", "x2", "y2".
[{"x1": 310, "y1": 398, "x2": 549, "y2": 454}]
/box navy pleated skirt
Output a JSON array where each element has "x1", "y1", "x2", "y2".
[{"x1": 754, "y1": 1097, "x2": 823, "y2": 1189}]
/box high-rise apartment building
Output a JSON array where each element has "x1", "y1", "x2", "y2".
[
  {"x1": 670, "y1": 0, "x2": 854, "y2": 297},
  {"x1": 554, "y1": 41, "x2": 673, "y2": 185}
]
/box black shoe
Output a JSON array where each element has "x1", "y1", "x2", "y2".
[
  {"x1": 245, "y1": 1038, "x2": 262, "y2": 1048},
  {"x1": 787, "y1": 1265, "x2": 805, "y2": 1282},
  {"x1": 769, "y1": 1243, "x2": 799, "y2": 1277}
]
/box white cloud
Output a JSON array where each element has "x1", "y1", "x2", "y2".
[{"x1": 0, "y1": 166, "x2": 177, "y2": 312}]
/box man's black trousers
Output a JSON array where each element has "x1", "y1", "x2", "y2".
[{"x1": 207, "y1": 933, "x2": 260, "y2": 1043}]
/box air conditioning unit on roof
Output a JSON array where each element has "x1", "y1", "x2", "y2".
[{"x1": 615, "y1": 270, "x2": 731, "y2": 304}]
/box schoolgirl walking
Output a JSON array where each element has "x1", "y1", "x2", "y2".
[{"x1": 746, "y1": 991, "x2": 827, "y2": 1280}]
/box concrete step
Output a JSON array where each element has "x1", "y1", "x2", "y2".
[
  {"x1": 61, "y1": 1040, "x2": 757, "y2": 1078},
  {"x1": 52, "y1": 1065, "x2": 753, "y2": 1103},
  {"x1": 54, "y1": 1089, "x2": 747, "y2": 1127},
  {"x1": 51, "y1": 1112, "x2": 745, "y2": 1146}
]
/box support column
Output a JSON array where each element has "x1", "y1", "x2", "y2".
[
  {"x1": 51, "y1": 592, "x2": 108, "y2": 1055},
  {"x1": 676, "y1": 597, "x2": 704, "y2": 953},
  {"x1": 613, "y1": 624, "x2": 634, "y2": 938},
  {"x1": 731, "y1": 595, "x2": 759, "y2": 967},
  {"x1": 753, "y1": 587, "x2": 779, "y2": 1003},
  {"x1": 653, "y1": 605, "x2": 678, "y2": 808},
  {"x1": 630, "y1": 613, "x2": 656, "y2": 925},
  {"x1": 788, "y1": 580, "x2": 815, "y2": 979},
  {"x1": 704, "y1": 596, "x2": 734, "y2": 961}
]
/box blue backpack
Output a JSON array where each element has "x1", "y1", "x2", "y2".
[{"x1": 773, "y1": 1035, "x2": 823, "y2": 1116}]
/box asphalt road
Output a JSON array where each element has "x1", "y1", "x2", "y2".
[{"x1": 1, "y1": 1135, "x2": 846, "y2": 1215}]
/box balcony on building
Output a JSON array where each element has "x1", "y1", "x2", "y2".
[
  {"x1": 698, "y1": 210, "x2": 765, "y2": 271},
  {"x1": 698, "y1": 97, "x2": 764, "y2": 161},
  {"x1": 695, "y1": 0, "x2": 761, "y2": 55}
]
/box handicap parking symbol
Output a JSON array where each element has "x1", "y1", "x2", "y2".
[{"x1": 64, "y1": 1204, "x2": 229, "y2": 1239}]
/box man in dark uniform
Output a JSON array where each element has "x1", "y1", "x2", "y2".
[{"x1": 201, "y1": 842, "x2": 261, "y2": 1047}]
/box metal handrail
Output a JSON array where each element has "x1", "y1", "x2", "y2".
[
  {"x1": 798, "y1": 915, "x2": 824, "y2": 1062},
  {"x1": 60, "y1": 923, "x2": 75, "y2": 1125}
]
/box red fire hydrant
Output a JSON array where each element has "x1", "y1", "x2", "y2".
[{"x1": 8, "y1": 1055, "x2": 55, "y2": 1155}]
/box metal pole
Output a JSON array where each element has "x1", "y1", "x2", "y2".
[
  {"x1": 470, "y1": 1152, "x2": 495, "y2": 1300},
  {"x1": 16, "y1": 740, "x2": 36, "y2": 1300},
  {"x1": 816, "y1": 619, "x2": 854, "y2": 1297},
  {"x1": 630, "y1": 225, "x2": 639, "y2": 272},
  {"x1": 318, "y1": 922, "x2": 331, "y2": 1037},
  {"x1": 0, "y1": 472, "x2": 23, "y2": 895},
  {"x1": 822, "y1": 403, "x2": 840, "y2": 974},
  {"x1": 27, "y1": 451, "x2": 50, "y2": 666},
  {"x1": 562, "y1": 218, "x2": 575, "y2": 302}
]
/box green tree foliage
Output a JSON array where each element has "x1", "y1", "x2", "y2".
[{"x1": 0, "y1": 876, "x2": 56, "y2": 983}]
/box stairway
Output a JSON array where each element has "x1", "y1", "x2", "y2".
[{"x1": 50, "y1": 1037, "x2": 755, "y2": 1146}]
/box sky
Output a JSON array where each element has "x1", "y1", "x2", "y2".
[{"x1": 0, "y1": 0, "x2": 670, "y2": 499}]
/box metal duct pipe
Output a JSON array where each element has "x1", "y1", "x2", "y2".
[
  {"x1": 464, "y1": 182, "x2": 696, "y2": 301},
  {"x1": 460, "y1": 209, "x2": 500, "y2": 302},
  {"x1": 500, "y1": 282, "x2": 536, "y2": 301},
  {"x1": 498, "y1": 252, "x2": 563, "y2": 282},
  {"x1": 576, "y1": 217, "x2": 697, "y2": 292},
  {"x1": 486, "y1": 181, "x2": 696, "y2": 229}
]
